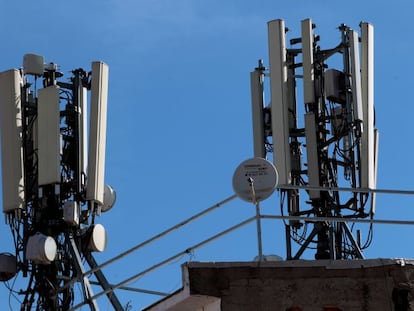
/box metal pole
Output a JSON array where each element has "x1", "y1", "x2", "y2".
[
  {"x1": 248, "y1": 177, "x2": 263, "y2": 261},
  {"x1": 255, "y1": 201, "x2": 263, "y2": 261}
]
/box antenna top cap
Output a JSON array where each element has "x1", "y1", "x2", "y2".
[{"x1": 232, "y1": 157, "x2": 278, "y2": 202}]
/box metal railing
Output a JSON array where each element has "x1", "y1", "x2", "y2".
[{"x1": 68, "y1": 186, "x2": 414, "y2": 310}]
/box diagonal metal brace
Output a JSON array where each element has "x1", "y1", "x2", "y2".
[
  {"x1": 84, "y1": 251, "x2": 124, "y2": 311},
  {"x1": 68, "y1": 235, "x2": 100, "y2": 311}
]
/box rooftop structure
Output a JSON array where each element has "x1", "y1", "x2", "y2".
[{"x1": 145, "y1": 259, "x2": 414, "y2": 311}]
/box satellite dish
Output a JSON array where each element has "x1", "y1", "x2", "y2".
[{"x1": 232, "y1": 157, "x2": 278, "y2": 202}]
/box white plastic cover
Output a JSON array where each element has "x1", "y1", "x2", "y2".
[
  {"x1": 38, "y1": 85, "x2": 61, "y2": 185},
  {"x1": 88, "y1": 224, "x2": 107, "y2": 252},
  {"x1": 102, "y1": 184, "x2": 116, "y2": 212},
  {"x1": 250, "y1": 69, "x2": 266, "y2": 158},
  {"x1": 268, "y1": 19, "x2": 291, "y2": 185},
  {"x1": 23, "y1": 54, "x2": 44, "y2": 76},
  {"x1": 360, "y1": 22, "x2": 375, "y2": 190},
  {"x1": 26, "y1": 233, "x2": 57, "y2": 264},
  {"x1": 63, "y1": 201, "x2": 80, "y2": 226},
  {"x1": 0, "y1": 69, "x2": 25, "y2": 213},
  {"x1": 86, "y1": 62, "x2": 109, "y2": 205}
]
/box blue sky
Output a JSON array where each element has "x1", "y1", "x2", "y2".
[{"x1": 1, "y1": 0, "x2": 414, "y2": 309}]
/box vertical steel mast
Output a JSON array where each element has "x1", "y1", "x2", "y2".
[
  {"x1": 250, "y1": 19, "x2": 378, "y2": 260},
  {"x1": 0, "y1": 55, "x2": 122, "y2": 310}
]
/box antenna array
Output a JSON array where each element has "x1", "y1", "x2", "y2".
[
  {"x1": 0, "y1": 18, "x2": 380, "y2": 310},
  {"x1": 250, "y1": 19, "x2": 378, "y2": 260},
  {"x1": 0, "y1": 54, "x2": 121, "y2": 310}
]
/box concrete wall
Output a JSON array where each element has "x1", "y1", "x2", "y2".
[{"x1": 145, "y1": 259, "x2": 414, "y2": 311}]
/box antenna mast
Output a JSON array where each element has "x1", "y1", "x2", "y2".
[
  {"x1": 0, "y1": 54, "x2": 122, "y2": 310},
  {"x1": 250, "y1": 19, "x2": 378, "y2": 260}
]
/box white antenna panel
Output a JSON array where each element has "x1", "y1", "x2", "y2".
[
  {"x1": 250, "y1": 69, "x2": 266, "y2": 158},
  {"x1": 268, "y1": 19, "x2": 291, "y2": 185},
  {"x1": 301, "y1": 18, "x2": 315, "y2": 104},
  {"x1": 349, "y1": 30, "x2": 363, "y2": 125},
  {"x1": 360, "y1": 22, "x2": 375, "y2": 190},
  {"x1": 38, "y1": 85, "x2": 61, "y2": 186},
  {"x1": 23, "y1": 54, "x2": 44, "y2": 76},
  {"x1": 86, "y1": 61, "x2": 109, "y2": 205},
  {"x1": 80, "y1": 86, "x2": 88, "y2": 174},
  {"x1": 370, "y1": 129, "x2": 379, "y2": 215},
  {"x1": 304, "y1": 112, "x2": 320, "y2": 199},
  {"x1": 0, "y1": 69, "x2": 25, "y2": 213}
]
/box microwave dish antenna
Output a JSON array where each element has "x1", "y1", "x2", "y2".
[{"x1": 232, "y1": 157, "x2": 278, "y2": 203}]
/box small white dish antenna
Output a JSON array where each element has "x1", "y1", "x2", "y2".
[{"x1": 232, "y1": 157, "x2": 278, "y2": 202}]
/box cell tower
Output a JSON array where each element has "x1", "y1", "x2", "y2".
[
  {"x1": 0, "y1": 54, "x2": 122, "y2": 310},
  {"x1": 250, "y1": 19, "x2": 378, "y2": 260}
]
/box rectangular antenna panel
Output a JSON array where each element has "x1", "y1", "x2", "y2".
[
  {"x1": 349, "y1": 30, "x2": 363, "y2": 125},
  {"x1": 268, "y1": 19, "x2": 291, "y2": 185},
  {"x1": 80, "y1": 86, "x2": 88, "y2": 174},
  {"x1": 23, "y1": 54, "x2": 44, "y2": 76},
  {"x1": 301, "y1": 19, "x2": 315, "y2": 104},
  {"x1": 86, "y1": 61, "x2": 109, "y2": 205},
  {"x1": 0, "y1": 69, "x2": 25, "y2": 212},
  {"x1": 370, "y1": 129, "x2": 379, "y2": 215},
  {"x1": 360, "y1": 22, "x2": 375, "y2": 190},
  {"x1": 38, "y1": 85, "x2": 61, "y2": 186},
  {"x1": 304, "y1": 112, "x2": 320, "y2": 199},
  {"x1": 250, "y1": 69, "x2": 266, "y2": 158}
]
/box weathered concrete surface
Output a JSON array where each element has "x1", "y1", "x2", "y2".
[{"x1": 145, "y1": 259, "x2": 414, "y2": 311}]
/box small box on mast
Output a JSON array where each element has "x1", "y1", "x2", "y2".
[{"x1": 23, "y1": 54, "x2": 44, "y2": 76}]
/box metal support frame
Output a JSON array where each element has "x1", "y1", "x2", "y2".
[
  {"x1": 253, "y1": 19, "x2": 377, "y2": 260},
  {"x1": 84, "y1": 252, "x2": 125, "y2": 311},
  {"x1": 68, "y1": 235, "x2": 99, "y2": 311},
  {"x1": 0, "y1": 56, "x2": 121, "y2": 310}
]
